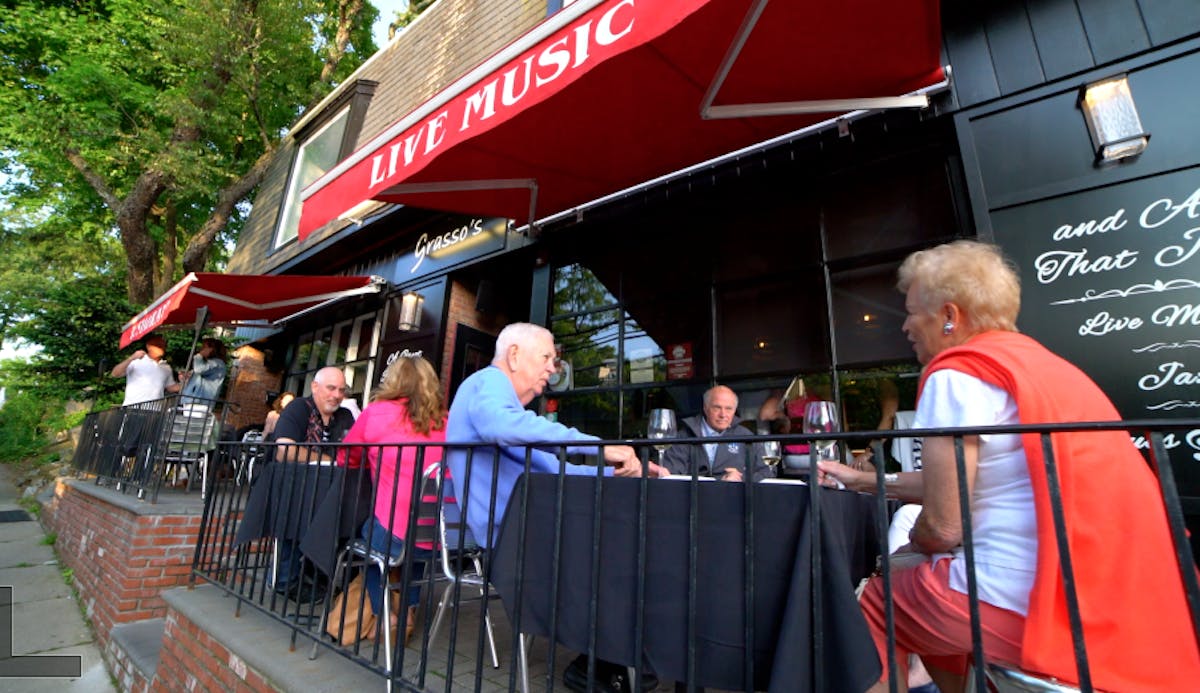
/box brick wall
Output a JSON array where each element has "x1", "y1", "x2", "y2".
[
  {"x1": 105, "y1": 637, "x2": 152, "y2": 693},
  {"x1": 154, "y1": 611, "x2": 274, "y2": 693},
  {"x1": 41, "y1": 480, "x2": 202, "y2": 645},
  {"x1": 440, "y1": 279, "x2": 508, "y2": 389},
  {"x1": 224, "y1": 344, "x2": 280, "y2": 433}
]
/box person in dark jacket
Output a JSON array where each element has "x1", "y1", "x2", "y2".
[{"x1": 659, "y1": 385, "x2": 774, "y2": 482}]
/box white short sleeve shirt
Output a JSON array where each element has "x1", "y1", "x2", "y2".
[
  {"x1": 914, "y1": 369, "x2": 1037, "y2": 615},
  {"x1": 122, "y1": 356, "x2": 173, "y2": 406}
]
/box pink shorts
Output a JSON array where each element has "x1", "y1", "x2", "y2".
[{"x1": 859, "y1": 557, "x2": 1025, "y2": 681}]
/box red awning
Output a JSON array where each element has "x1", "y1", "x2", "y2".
[
  {"x1": 119, "y1": 273, "x2": 386, "y2": 348},
  {"x1": 298, "y1": 0, "x2": 944, "y2": 240}
]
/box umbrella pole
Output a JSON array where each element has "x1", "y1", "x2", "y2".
[{"x1": 185, "y1": 306, "x2": 210, "y2": 374}]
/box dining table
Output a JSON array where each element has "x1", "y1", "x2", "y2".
[
  {"x1": 490, "y1": 474, "x2": 882, "y2": 692},
  {"x1": 233, "y1": 461, "x2": 373, "y2": 577}
]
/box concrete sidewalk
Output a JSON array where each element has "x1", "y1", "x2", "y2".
[{"x1": 0, "y1": 465, "x2": 116, "y2": 693}]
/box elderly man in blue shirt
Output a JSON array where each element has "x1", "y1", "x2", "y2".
[{"x1": 446, "y1": 322, "x2": 653, "y2": 548}]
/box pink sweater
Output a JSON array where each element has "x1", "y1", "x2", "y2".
[{"x1": 339, "y1": 399, "x2": 446, "y2": 543}]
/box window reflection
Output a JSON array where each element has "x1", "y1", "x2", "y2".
[{"x1": 284, "y1": 311, "x2": 379, "y2": 407}]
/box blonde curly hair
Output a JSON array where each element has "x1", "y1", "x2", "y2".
[
  {"x1": 371, "y1": 355, "x2": 446, "y2": 434},
  {"x1": 897, "y1": 240, "x2": 1021, "y2": 333}
]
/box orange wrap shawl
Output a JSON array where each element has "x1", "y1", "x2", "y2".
[{"x1": 922, "y1": 331, "x2": 1200, "y2": 690}]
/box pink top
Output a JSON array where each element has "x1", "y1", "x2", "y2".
[{"x1": 339, "y1": 399, "x2": 446, "y2": 543}]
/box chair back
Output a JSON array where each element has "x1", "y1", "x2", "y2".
[
  {"x1": 164, "y1": 406, "x2": 219, "y2": 460},
  {"x1": 416, "y1": 461, "x2": 485, "y2": 581}
]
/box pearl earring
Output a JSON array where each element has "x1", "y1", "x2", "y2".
[{"x1": 942, "y1": 321, "x2": 954, "y2": 335}]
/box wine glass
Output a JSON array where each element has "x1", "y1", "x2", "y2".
[
  {"x1": 761, "y1": 440, "x2": 782, "y2": 471},
  {"x1": 647, "y1": 408, "x2": 677, "y2": 458},
  {"x1": 803, "y1": 401, "x2": 840, "y2": 462}
]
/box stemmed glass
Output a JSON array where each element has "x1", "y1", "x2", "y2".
[
  {"x1": 647, "y1": 408, "x2": 677, "y2": 459},
  {"x1": 761, "y1": 440, "x2": 782, "y2": 472},
  {"x1": 803, "y1": 400, "x2": 841, "y2": 462}
]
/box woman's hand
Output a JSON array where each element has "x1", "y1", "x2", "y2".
[{"x1": 816, "y1": 459, "x2": 866, "y2": 491}]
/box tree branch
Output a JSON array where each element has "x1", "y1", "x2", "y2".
[
  {"x1": 180, "y1": 145, "x2": 277, "y2": 272},
  {"x1": 62, "y1": 148, "x2": 123, "y2": 213}
]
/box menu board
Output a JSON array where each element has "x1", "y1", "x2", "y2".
[{"x1": 992, "y1": 167, "x2": 1200, "y2": 499}]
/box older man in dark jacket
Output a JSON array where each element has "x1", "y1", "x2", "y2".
[{"x1": 660, "y1": 385, "x2": 774, "y2": 482}]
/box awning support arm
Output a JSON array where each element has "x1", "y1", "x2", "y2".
[
  {"x1": 380, "y1": 178, "x2": 540, "y2": 233},
  {"x1": 700, "y1": 0, "x2": 946, "y2": 120},
  {"x1": 269, "y1": 276, "x2": 388, "y2": 326}
]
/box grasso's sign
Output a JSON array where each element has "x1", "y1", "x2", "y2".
[
  {"x1": 993, "y1": 170, "x2": 1200, "y2": 492},
  {"x1": 401, "y1": 217, "x2": 508, "y2": 279}
]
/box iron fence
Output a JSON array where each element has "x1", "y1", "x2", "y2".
[
  {"x1": 68, "y1": 395, "x2": 234, "y2": 502},
  {"x1": 187, "y1": 419, "x2": 1200, "y2": 692}
]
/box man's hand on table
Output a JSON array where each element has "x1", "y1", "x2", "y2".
[
  {"x1": 721, "y1": 468, "x2": 743, "y2": 482},
  {"x1": 605, "y1": 445, "x2": 672, "y2": 478}
]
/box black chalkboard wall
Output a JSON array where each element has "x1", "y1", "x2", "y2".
[{"x1": 992, "y1": 167, "x2": 1200, "y2": 503}]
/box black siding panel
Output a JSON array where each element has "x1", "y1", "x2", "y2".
[
  {"x1": 970, "y1": 90, "x2": 1097, "y2": 206},
  {"x1": 1026, "y1": 0, "x2": 1095, "y2": 80},
  {"x1": 1077, "y1": 0, "x2": 1151, "y2": 64},
  {"x1": 1139, "y1": 0, "x2": 1200, "y2": 45},
  {"x1": 944, "y1": 3, "x2": 1002, "y2": 107},
  {"x1": 966, "y1": 47, "x2": 1200, "y2": 209},
  {"x1": 984, "y1": 2, "x2": 1045, "y2": 93}
]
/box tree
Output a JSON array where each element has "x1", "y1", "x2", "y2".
[
  {"x1": 0, "y1": 159, "x2": 127, "y2": 347},
  {"x1": 387, "y1": 0, "x2": 436, "y2": 40},
  {"x1": 4, "y1": 274, "x2": 134, "y2": 403},
  {"x1": 0, "y1": 0, "x2": 379, "y2": 306}
]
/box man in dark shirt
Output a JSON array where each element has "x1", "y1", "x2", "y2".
[{"x1": 271, "y1": 366, "x2": 356, "y2": 600}]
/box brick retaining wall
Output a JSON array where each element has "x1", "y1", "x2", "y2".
[
  {"x1": 155, "y1": 610, "x2": 276, "y2": 693},
  {"x1": 41, "y1": 478, "x2": 204, "y2": 648}
]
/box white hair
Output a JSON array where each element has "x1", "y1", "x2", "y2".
[{"x1": 493, "y1": 323, "x2": 552, "y2": 364}]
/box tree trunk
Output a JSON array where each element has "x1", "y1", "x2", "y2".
[
  {"x1": 159, "y1": 200, "x2": 179, "y2": 297},
  {"x1": 321, "y1": 0, "x2": 365, "y2": 83}
]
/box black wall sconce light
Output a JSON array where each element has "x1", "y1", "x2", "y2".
[
  {"x1": 1080, "y1": 74, "x2": 1149, "y2": 164},
  {"x1": 398, "y1": 291, "x2": 424, "y2": 332}
]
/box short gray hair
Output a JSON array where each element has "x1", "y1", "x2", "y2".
[{"x1": 493, "y1": 323, "x2": 552, "y2": 364}]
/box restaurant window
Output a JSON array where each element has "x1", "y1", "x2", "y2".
[
  {"x1": 542, "y1": 131, "x2": 967, "y2": 440},
  {"x1": 547, "y1": 262, "x2": 712, "y2": 439},
  {"x1": 285, "y1": 310, "x2": 380, "y2": 411},
  {"x1": 716, "y1": 275, "x2": 829, "y2": 378},
  {"x1": 274, "y1": 109, "x2": 349, "y2": 247},
  {"x1": 830, "y1": 261, "x2": 911, "y2": 366}
]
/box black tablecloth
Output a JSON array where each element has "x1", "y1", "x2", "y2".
[
  {"x1": 491, "y1": 476, "x2": 881, "y2": 692},
  {"x1": 233, "y1": 462, "x2": 373, "y2": 576}
]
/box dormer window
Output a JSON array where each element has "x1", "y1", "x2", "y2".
[{"x1": 273, "y1": 80, "x2": 377, "y2": 248}]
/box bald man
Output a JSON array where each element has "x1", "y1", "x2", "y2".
[
  {"x1": 269, "y1": 366, "x2": 355, "y2": 601},
  {"x1": 659, "y1": 385, "x2": 774, "y2": 482}
]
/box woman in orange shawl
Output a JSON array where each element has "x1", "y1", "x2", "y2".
[{"x1": 823, "y1": 240, "x2": 1199, "y2": 691}]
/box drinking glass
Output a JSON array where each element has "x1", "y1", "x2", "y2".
[
  {"x1": 647, "y1": 408, "x2": 677, "y2": 456},
  {"x1": 803, "y1": 400, "x2": 840, "y2": 461},
  {"x1": 761, "y1": 440, "x2": 782, "y2": 471}
]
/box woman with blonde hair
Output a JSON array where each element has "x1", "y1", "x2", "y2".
[
  {"x1": 339, "y1": 355, "x2": 447, "y2": 644},
  {"x1": 822, "y1": 240, "x2": 1198, "y2": 691}
]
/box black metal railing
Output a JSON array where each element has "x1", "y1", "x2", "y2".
[
  {"x1": 69, "y1": 395, "x2": 234, "y2": 502},
  {"x1": 188, "y1": 419, "x2": 1200, "y2": 692}
]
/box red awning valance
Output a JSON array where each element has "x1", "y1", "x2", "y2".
[
  {"x1": 298, "y1": 0, "x2": 944, "y2": 240},
  {"x1": 119, "y1": 273, "x2": 386, "y2": 348}
]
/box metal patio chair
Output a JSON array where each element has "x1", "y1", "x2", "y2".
[{"x1": 161, "y1": 404, "x2": 220, "y2": 500}]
